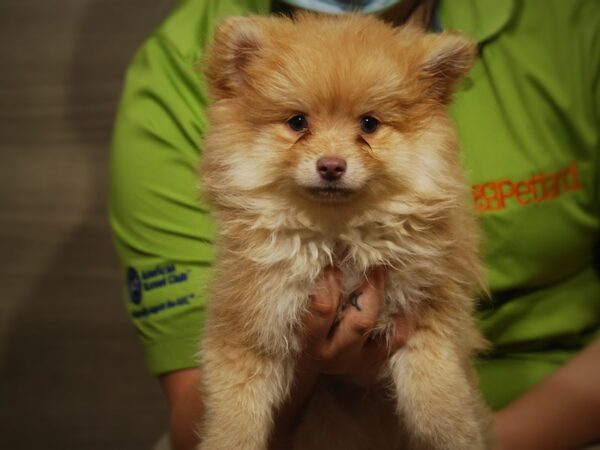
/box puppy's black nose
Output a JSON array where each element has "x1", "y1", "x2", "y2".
[{"x1": 317, "y1": 156, "x2": 346, "y2": 181}]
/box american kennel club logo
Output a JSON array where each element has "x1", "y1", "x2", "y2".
[{"x1": 472, "y1": 162, "x2": 582, "y2": 213}]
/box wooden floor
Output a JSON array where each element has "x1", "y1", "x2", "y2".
[{"x1": 0, "y1": 1, "x2": 176, "y2": 448}]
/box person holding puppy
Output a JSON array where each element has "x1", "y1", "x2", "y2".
[{"x1": 109, "y1": 0, "x2": 600, "y2": 449}]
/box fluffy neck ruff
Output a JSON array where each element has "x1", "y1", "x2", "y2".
[{"x1": 213, "y1": 191, "x2": 465, "y2": 284}]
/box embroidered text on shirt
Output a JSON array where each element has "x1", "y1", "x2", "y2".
[{"x1": 472, "y1": 162, "x2": 582, "y2": 213}]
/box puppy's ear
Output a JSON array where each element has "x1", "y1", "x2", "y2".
[
  {"x1": 419, "y1": 33, "x2": 476, "y2": 104},
  {"x1": 204, "y1": 16, "x2": 267, "y2": 99}
]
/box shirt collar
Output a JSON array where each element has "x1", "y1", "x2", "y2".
[{"x1": 437, "y1": 0, "x2": 515, "y2": 43}]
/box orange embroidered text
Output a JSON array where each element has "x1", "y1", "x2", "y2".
[{"x1": 472, "y1": 162, "x2": 582, "y2": 213}]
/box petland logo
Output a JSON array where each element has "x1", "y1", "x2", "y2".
[{"x1": 127, "y1": 267, "x2": 143, "y2": 305}]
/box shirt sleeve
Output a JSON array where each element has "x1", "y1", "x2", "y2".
[
  {"x1": 592, "y1": 7, "x2": 600, "y2": 210},
  {"x1": 109, "y1": 29, "x2": 214, "y2": 376}
]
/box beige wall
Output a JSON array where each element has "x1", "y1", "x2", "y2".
[{"x1": 0, "y1": 1, "x2": 176, "y2": 448}]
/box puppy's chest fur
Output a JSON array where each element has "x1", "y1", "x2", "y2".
[
  {"x1": 324, "y1": 226, "x2": 442, "y2": 307},
  {"x1": 238, "y1": 209, "x2": 452, "y2": 341}
]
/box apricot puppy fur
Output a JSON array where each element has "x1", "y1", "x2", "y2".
[{"x1": 198, "y1": 13, "x2": 492, "y2": 450}]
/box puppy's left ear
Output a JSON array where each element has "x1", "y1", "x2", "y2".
[
  {"x1": 419, "y1": 33, "x2": 477, "y2": 104},
  {"x1": 204, "y1": 16, "x2": 268, "y2": 99}
]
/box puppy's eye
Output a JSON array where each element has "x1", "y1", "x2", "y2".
[
  {"x1": 288, "y1": 115, "x2": 308, "y2": 132},
  {"x1": 360, "y1": 116, "x2": 379, "y2": 134}
]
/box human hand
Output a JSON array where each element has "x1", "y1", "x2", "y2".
[
  {"x1": 301, "y1": 266, "x2": 410, "y2": 375},
  {"x1": 270, "y1": 266, "x2": 411, "y2": 448},
  {"x1": 163, "y1": 266, "x2": 411, "y2": 450}
]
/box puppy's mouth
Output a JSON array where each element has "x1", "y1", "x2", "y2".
[{"x1": 304, "y1": 185, "x2": 355, "y2": 202}]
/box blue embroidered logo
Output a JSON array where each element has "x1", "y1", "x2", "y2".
[{"x1": 127, "y1": 267, "x2": 142, "y2": 305}]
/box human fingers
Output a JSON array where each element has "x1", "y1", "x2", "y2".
[
  {"x1": 334, "y1": 266, "x2": 385, "y2": 344},
  {"x1": 304, "y1": 266, "x2": 342, "y2": 343},
  {"x1": 318, "y1": 267, "x2": 385, "y2": 370},
  {"x1": 364, "y1": 310, "x2": 413, "y2": 364}
]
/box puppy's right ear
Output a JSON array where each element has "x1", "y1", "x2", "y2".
[
  {"x1": 418, "y1": 33, "x2": 476, "y2": 105},
  {"x1": 204, "y1": 16, "x2": 267, "y2": 99}
]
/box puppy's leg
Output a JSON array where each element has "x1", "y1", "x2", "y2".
[
  {"x1": 389, "y1": 329, "x2": 487, "y2": 450},
  {"x1": 198, "y1": 346, "x2": 294, "y2": 450}
]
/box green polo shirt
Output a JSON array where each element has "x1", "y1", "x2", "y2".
[{"x1": 109, "y1": 0, "x2": 599, "y2": 410}]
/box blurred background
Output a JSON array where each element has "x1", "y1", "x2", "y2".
[{"x1": 0, "y1": 1, "x2": 178, "y2": 448}]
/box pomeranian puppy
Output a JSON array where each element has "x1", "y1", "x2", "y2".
[{"x1": 198, "y1": 12, "x2": 491, "y2": 450}]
